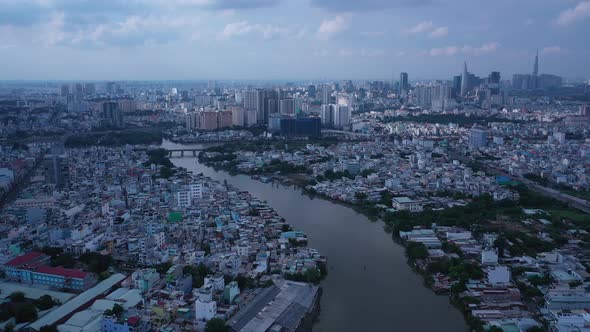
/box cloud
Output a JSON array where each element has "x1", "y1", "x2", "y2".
[
  {"x1": 165, "y1": 0, "x2": 282, "y2": 10},
  {"x1": 218, "y1": 21, "x2": 304, "y2": 40},
  {"x1": 427, "y1": 46, "x2": 459, "y2": 56},
  {"x1": 404, "y1": 21, "x2": 448, "y2": 38},
  {"x1": 429, "y1": 26, "x2": 448, "y2": 38},
  {"x1": 423, "y1": 42, "x2": 500, "y2": 56},
  {"x1": 310, "y1": 0, "x2": 433, "y2": 12},
  {"x1": 317, "y1": 15, "x2": 349, "y2": 39},
  {"x1": 462, "y1": 42, "x2": 500, "y2": 55},
  {"x1": 0, "y1": 0, "x2": 278, "y2": 30},
  {"x1": 541, "y1": 45, "x2": 565, "y2": 54},
  {"x1": 312, "y1": 48, "x2": 385, "y2": 57},
  {"x1": 41, "y1": 13, "x2": 200, "y2": 48},
  {"x1": 405, "y1": 21, "x2": 433, "y2": 34},
  {"x1": 556, "y1": 1, "x2": 590, "y2": 25}
]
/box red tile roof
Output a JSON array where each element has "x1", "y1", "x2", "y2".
[
  {"x1": 35, "y1": 266, "x2": 88, "y2": 279},
  {"x1": 5, "y1": 252, "x2": 46, "y2": 267},
  {"x1": 127, "y1": 316, "x2": 140, "y2": 326}
]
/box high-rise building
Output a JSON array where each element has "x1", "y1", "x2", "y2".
[
  {"x1": 118, "y1": 99, "x2": 137, "y2": 113},
  {"x1": 469, "y1": 126, "x2": 489, "y2": 149},
  {"x1": 321, "y1": 85, "x2": 331, "y2": 105},
  {"x1": 267, "y1": 99, "x2": 278, "y2": 116},
  {"x1": 488, "y1": 72, "x2": 501, "y2": 85},
  {"x1": 60, "y1": 84, "x2": 70, "y2": 97},
  {"x1": 512, "y1": 74, "x2": 532, "y2": 90},
  {"x1": 43, "y1": 153, "x2": 69, "y2": 188},
  {"x1": 533, "y1": 51, "x2": 539, "y2": 77},
  {"x1": 270, "y1": 115, "x2": 321, "y2": 137},
  {"x1": 333, "y1": 105, "x2": 351, "y2": 130},
  {"x1": 460, "y1": 62, "x2": 469, "y2": 97},
  {"x1": 74, "y1": 83, "x2": 84, "y2": 101},
  {"x1": 245, "y1": 109, "x2": 257, "y2": 126},
  {"x1": 294, "y1": 97, "x2": 304, "y2": 114},
  {"x1": 452, "y1": 76, "x2": 462, "y2": 97},
  {"x1": 105, "y1": 82, "x2": 116, "y2": 94},
  {"x1": 243, "y1": 90, "x2": 257, "y2": 110},
  {"x1": 186, "y1": 112, "x2": 199, "y2": 130},
  {"x1": 279, "y1": 98, "x2": 295, "y2": 115},
  {"x1": 538, "y1": 74, "x2": 562, "y2": 90},
  {"x1": 307, "y1": 85, "x2": 316, "y2": 98},
  {"x1": 416, "y1": 85, "x2": 433, "y2": 108},
  {"x1": 83, "y1": 83, "x2": 96, "y2": 95},
  {"x1": 320, "y1": 104, "x2": 334, "y2": 126},
  {"x1": 229, "y1": 106, "x2": 245, "y2": 127},
  {"x1": 98, "y1": 102, "x2": 124, "y2": 128},
  {"x1": 199, "y1": 111, "x2": 219, "y2": 130},
  {"x1": 218, "y1": 110, "x2": 232, "y2": 128},
  {"x1": 256, "y1": 89, "x2": 266, "y2": 124},
  {"x1": 399, "y1": 72, "x2": 409, "y2": 95},
  {"x1": 580, "y1": 104, "x2": 590, "y2": 116}
]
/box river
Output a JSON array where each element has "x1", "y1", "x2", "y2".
[{"x1": 162, "y1": 140, "x2": 467, "y2": 332}]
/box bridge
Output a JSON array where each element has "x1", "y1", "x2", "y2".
[{"x1": 166, "y1": 148, "x2": 206, "y2": 157}]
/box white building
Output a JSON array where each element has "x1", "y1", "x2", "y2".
[
  {"x1": 392, "y1": 197, "x2": 423, "y2": 212},
  {"x1": 204, "y1": 274, "x2": 225, "y2": 292},
  {"x1": 132, "y1": 269, "x2": 160, "y2": 293},
  {"x1": 195, "y1": 299, "x2": 217, "y2": 321},
  {"x1": 333, "y1": 105, "x2": 350, "y2": 130},
  {"x1": 486, "y1": 265, "x2": 510, "y2": 284},
  {"x1": 176, "y1": 190, "x2": 191, "y2": 207},
  {"x1": 481, "y1": 249, "x2": 499, "y2": 266},
  {"x1": 190, "y1": 183, "x2": 203, "y2": 199}
]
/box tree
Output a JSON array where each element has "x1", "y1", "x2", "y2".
[
  {"x1": 526, "y1": 327, "x2": 545, "y2": 332},
  {"x1": 9, "y1": 292, "x2": 25, "y2": 303},
  {"x1": 112, "y1": 304, "x2": 124, "y2": 317},
  {"x1": 35, "y1": 295, "x2": 56, "y2": 310},
  {"x1": 354, "y1": 192, "x2": 368, "y2": 201},
  {"x1": 205, "y1": 318, "x2": 226, "y2": 332},
  {"x1": 488, "y1": 326, "x2": 503, "y2": 332},
  {"x1": 405, "y1": 242, "x2": 428, "y2": 261},
  {"x1": 39, "y1": 325, "x2": 59, "y2": 332},
  {"x1": 15, "y1": 303, "x2": 37, "y2": 323}
]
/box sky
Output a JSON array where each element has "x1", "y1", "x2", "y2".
[{"x1": 1, "y1": 0, "x2": 590, "y2": 81}]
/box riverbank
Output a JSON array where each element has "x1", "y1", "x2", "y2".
[
  {"x1": 195, "y1": 149, "x2": 590, "y2": 331},
  {"x1": 166, "y1": 148, "x2": 468, "y2": 332}
]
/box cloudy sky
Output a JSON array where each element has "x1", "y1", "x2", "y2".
[{"x1": 1, "y1": 0, "x2": 589, "y2": 81}]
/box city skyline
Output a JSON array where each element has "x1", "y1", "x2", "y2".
[{"x1": 1, "y1": 0, "x2": 590, "y2": 80}]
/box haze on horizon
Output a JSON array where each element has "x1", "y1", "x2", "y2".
[{"x1": 1, "y1": 0, "x2": 590, "y2": 81}]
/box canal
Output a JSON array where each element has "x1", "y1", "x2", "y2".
[{"x1": 162, "y1": 140, "x2": 467, "y2": 332}]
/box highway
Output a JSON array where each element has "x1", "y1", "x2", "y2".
[{"x1": 448, "y1": 149, "x2": 590, "y2": 214}]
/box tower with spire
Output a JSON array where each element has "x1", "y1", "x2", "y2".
[
  {"x1": 532, "y1": 51, "x2": 539, "y2": 89},
  {"x1": 533, "y1": 51, "x2": 539, "y2": 76},
  {"x1": 460, "y1": 62, "x2": 469, "y2": 97}
]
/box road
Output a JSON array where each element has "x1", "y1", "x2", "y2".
[
  {"x1": 448, "y1": 150, "x2": 590, "y2": 214},
  {"x1": 0, "y1": 132, "x2": 72, "y2": 209}
]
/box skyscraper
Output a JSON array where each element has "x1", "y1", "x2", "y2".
[
  {"x1": 452, "y1": 76, "x2": 462, "y2": 97},
  {"x1": 460, "y1": 62, "x2": 469, "y2": 97},
  {"x1": 256, "y1": 89, "x2": 266, "y2": 124},
  {"x1": 60, "y1": 84, "x2": 70, "y2": 97},
  {"x1": 333, "y1": 105, "x2": 351, "y2": 130},
  {"x1": 267, "y1": 98, "x2": 278, "y2": 116},
  {"x1": 99, "y1": 102, "x2": 124, "y2": 128},
  {"x1": 243, "y1": 90, "x2": 257, "y2": 110},
  {"x1": 399, "y1": 72, "x2": 409, "y2": 95},
  {"x1": 43, "y1": 148, "x2": 69, "y2": 188},
  {"x1": 321, "y1": 85, "x2": 331, "y2": 105},
  {"x1": 320, "y1": 104, "x2": 334, "y2": 127},
  {"x1": 533, "y1": 51, "x2": 539, "y2": 77},
  {"x1": 469, "y1": 126, "x2": 489, "y2": 149},
  {"x1": 279, "y1": 99, "x2": 295, "y2": 115},
  {"x1": 532, "y1": 51, "x2": 539, "y2": 89}
]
